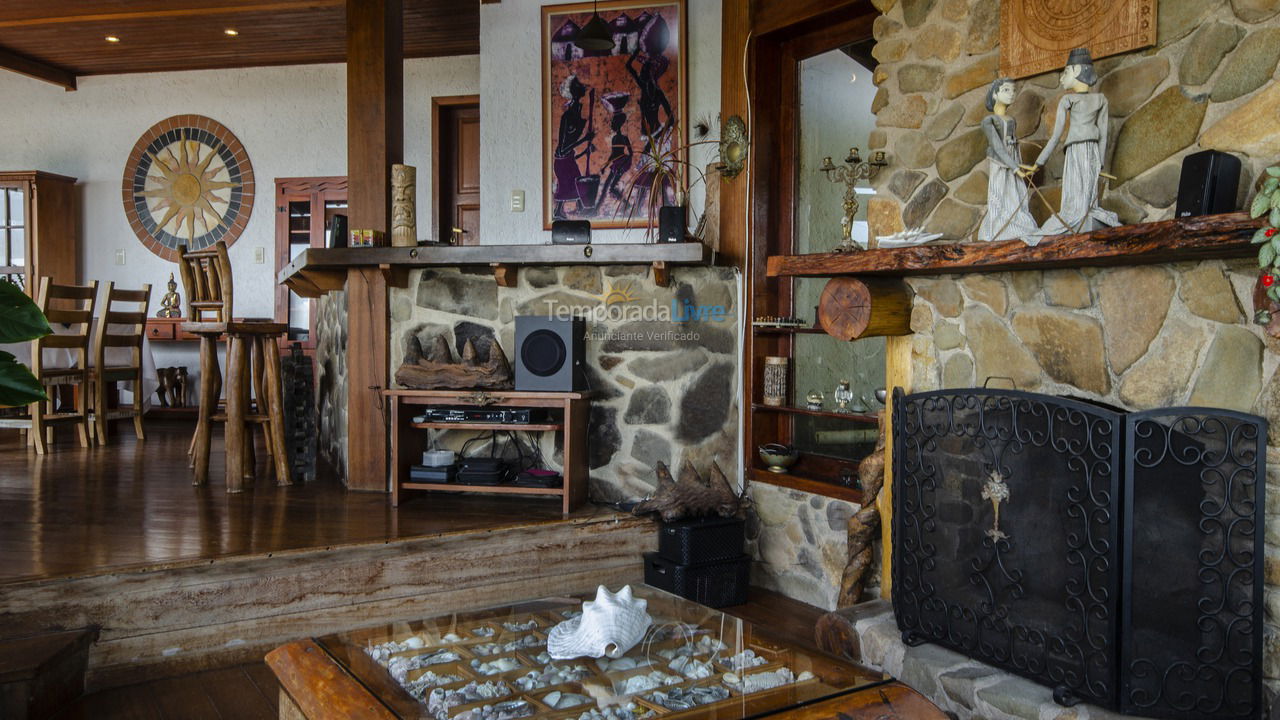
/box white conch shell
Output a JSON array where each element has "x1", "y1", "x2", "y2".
[{"x1": 547, "y1": 585, "x2": 652, "y2": 660}]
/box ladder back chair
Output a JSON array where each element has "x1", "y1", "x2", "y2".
[
  {"x1": 177, "y1": 242, "x2": 290, "y2": 491},
  {"x1": 0, "y1": 278, "x2": 98, "y2": 453},
  {"x1": 90, "y1": 282, "x2": 151, "y2": 444}
]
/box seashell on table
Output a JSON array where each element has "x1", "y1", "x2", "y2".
[{"x1": 547, "y1": 585, "x2": 653, "y2": 660}]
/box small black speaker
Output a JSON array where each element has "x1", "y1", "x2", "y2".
[
  {"x1": 1176, "y1": 150, "x2": 1240, "y2": 218},
  {"x1": 551, "y1": 220, "x2": 592, "y2": 244},
  {"x1": 658, "y1": 206, "x2": 686, "y2": 243},
  {"x1": 515, "y1": 316, "x2": 587, "y2": 392}
]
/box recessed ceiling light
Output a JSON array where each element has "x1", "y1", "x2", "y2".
[
  {"x1": 224, "y1": 28, "x2": 239, "y2": 36},
  {"x1": 105, "y1": 35, "x2": 121, "y2": 43}
]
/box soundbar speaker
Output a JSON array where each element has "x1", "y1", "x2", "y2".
[
  {"x1": 515, "y1": 316, "x2": 587, "y2": 392},
  {"x1": 1176, "y1": 150, "x2": 1240, "y2": 219}
]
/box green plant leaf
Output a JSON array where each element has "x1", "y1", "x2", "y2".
[
  {"x1": 1271, "y1": 208, "x2": 1280, "y2": 228},
  {"x1": 1271, "y1": 236, "x2": 1280, "y2": 255},
  {"x1": 1252, "y1": 192, "x2": 1271, "y2": 218},
  {"x1": 1271, "y1": 286, "x2": 1280, "y2": 301},
  {"x1": 1267, "y1": 178, "x2": 1280, "y2": 195},
  {"x1": 1268, "y1": 166, "x2": 1280, "y2": 178},
  {"x1": 0, "y1": 281, "x2": 51, "y2": 344},
  {"x1": 1261, "y1": 243, "x2": 1275, "y2": 267},
  {"x1": 1253, "y1": 228, "x2": 1270, "y2": 243},
  {"x1": 0, "y1": 356, "x2": 46, "y2": 407}
]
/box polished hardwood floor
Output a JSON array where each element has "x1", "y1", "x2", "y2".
[
  {"x1": 0, "y1": 421, "x2": 595, "y2": 584},
  {"x1": 54, "y1": 589, "x2": 824, "y2": 719}
]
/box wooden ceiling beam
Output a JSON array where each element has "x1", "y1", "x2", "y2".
[
  {"x1": 0, "y1": 45, "x2": 76, "y2": 90},
  {"x1": 0, "y1": 1, "x2": 343, "y2": 29}
]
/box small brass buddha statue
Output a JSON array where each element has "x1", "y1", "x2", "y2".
[{"x1": 157, "y1": 273, "x2": 182, "y2": 318}]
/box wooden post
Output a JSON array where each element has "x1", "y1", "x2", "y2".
[
  {"x1": 344, "y1": 0, "x2": 402, "y2": 491},
  {"x1": 717, "y1": 0, "x2": 751, "y2": 270},
  {"x1": 880, "y1": 335, "x2": 913, "y2": 598}
]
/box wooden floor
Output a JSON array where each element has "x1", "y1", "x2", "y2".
[
  {"x1": 54, "y1": 588, "x2": 824, "y2": 720},
  {"x1": 0, "y1": 421, "x2": 582, "y2": 584}
]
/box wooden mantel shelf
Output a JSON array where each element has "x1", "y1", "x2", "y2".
[
  {"x1": 767, "y1": 213, "x2": 1260, "y2": 278},
  {"x1": 279, "y1": 242, "x2": 712, "y2": 297}
]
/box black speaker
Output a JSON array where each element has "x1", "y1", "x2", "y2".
[
  {"x1": 1176, "y1": 150, "x2": 1240, "y2": 219},
  {"x1": 658, "y1": 206, "x2": 686, "y2": 243},
  {"x1": 515, "y1": 316, "x2": 587, "y2": 392},
  {"x1": 551, "y1": 220, "x2": 592, "y2": 244}
]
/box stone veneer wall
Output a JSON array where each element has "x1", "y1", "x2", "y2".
[
  {"x1": 315, "y1": 290, "x2": 349, "y2": 484},
  {"x1": 862, "y1": 0, "x2": 1280, "y2": 701},
  {"x1": 389, "y1": 265, "x2": 740, "y2": 503},
  {"x1": 866, "y1": 0, "x2": 1280, "y2": 238}
]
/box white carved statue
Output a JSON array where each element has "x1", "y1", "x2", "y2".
[
  {"x1": 1022, "y1": 47, "x2": 1120, "y2": 237},
  {"x1": 978, "y1": 78, "x2": 1039, "y2": 244}
]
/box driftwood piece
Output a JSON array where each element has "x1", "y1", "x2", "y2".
[
  {"x1": 836, "y1": 419, "x2": 887, "y2": 607},
  {"x1": 633, "y1": 460, "x2": 748, "y2": 522},
  {"x1": 394, "y1": 334, "x2": 513, "y2": 390}
]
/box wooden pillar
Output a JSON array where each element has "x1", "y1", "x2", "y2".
[
  {"x1": 344, "y1": 0, "x2": 402, "y2": 491},
  {"x1": 718, "y1": 0, "x2": 751, "y2": 271}
]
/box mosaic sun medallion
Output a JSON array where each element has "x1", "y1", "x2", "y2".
[{"x1": 122, "y1": 114, "x2": 254, "y2": 261}]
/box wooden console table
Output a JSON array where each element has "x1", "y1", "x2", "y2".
[{"x1": 386, "y1": 389, "x2": 591, "y2": 513}]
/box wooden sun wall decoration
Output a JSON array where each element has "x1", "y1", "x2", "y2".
[
  {"x1": 122, "y1": 114, "x2": 254, "y2": 262},
  {"x1": 1000, "y1": 0, "x2": 1157, "y2": 80}
]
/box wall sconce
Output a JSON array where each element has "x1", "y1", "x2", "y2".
[
  {"x1": 718, "y1": 115, "x2": 749, "y2": 179},
  {"x1": 819, "y1": 147, "x2": 888, "y2": 252}
]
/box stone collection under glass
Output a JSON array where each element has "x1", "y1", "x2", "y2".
[{"x1": 313, "y1": 586, "x2": 886, "y2": 720}]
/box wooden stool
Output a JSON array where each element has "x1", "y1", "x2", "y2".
[{"x1": 178, "y1": 241, "x2": 291, "y2": 492}]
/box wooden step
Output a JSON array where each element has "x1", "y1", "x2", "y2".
[{"x1": 0, "y1": 627, "x2": 98, "y2": 720}]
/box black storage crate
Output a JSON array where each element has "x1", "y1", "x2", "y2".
[
  {"x1": 657, "y1": 516, "x2": 745, "y2": 565},
  {"x1": 644, "y1": 552, "x2": 749, "y2": 608}
]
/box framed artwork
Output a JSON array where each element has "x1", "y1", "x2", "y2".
[
  {"x1": 122, "y1": 114, "x2": 254, "y2": 262},
  {"x1": 542, "y1": 0, "x2": 687, "y2": 229},
  {"x1": 1000, "y1": 0, "x2": 1157, "y2": 79}
]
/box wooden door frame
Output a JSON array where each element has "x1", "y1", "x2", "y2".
[
  {"x1": 739, "y1": 1, "x2": 910, "y2": 600},
  {"x1": 431, "y1": 94, "x2": 480, "y2": 244}
]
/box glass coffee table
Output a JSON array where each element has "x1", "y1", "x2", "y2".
[{"x1": 266, "y1": 586, "x2": 946, "y2": 720}]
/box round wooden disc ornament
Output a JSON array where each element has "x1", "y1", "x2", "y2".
[
  {"x1": 817, "y1": 277, "x2": 913, "y2": 341},
  {"x1": 122, "y1": 114, "x2": 254, "y2": 262}
]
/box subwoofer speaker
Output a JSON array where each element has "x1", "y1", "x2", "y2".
[
  {"x1": 1176, "y1": 149, "x2": 1240, "y2": 218},
  {"x1": 515, "y1": 316, "x2": 587, "y2": 392}
]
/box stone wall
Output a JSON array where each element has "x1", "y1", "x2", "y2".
[
  {"x1": 315, "y1": 290, "x2": 349, "y2": 484},
  {"x1": 745, "y1": 483, "x2": 859, "y2": 610},
  {"x1": 389, "y1": 265, "x2": 739, "y2": 503},
  {"x1": 866, "y1": 0, "x2": 1280, "y2": 239}
]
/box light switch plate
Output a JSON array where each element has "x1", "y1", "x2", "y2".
[
  {"x1": 511, "y1": 190, "x2": 525, "y2": 212},
  {"x1": 114, "y1": 249, "x2": 125, "y2": 266},
  {"x1": 254, "y1": 247, "x2": 265, "y2": 264}
]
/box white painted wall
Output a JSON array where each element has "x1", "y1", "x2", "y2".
[
  {"x1": 478, "y1": 0, "x2": 722, "y2": 245},
  {"x1": 0, "y1": 55, "x2": 480, "y2": 327}
]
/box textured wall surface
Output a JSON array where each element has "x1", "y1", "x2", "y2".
[
  {"x1": 745, "y1": 483, "x2": 859, "y2": 611},
  {"x1": 477, "y1": 0, "x2": 723, "y2": 245},
  {"x1": 866, "y1": 0, "x2": 1280, "y2": 701},
  {"x1": 390, "y1": 265, "x2": 739, "y2": 503},
  {"x1": 867, "y1": 0, "x2": 1280, "y2": 240},
  {"x1": 315, "y1": 290, "x2": 350, "y2": 484},
  {"x1": 0, "y1": 55, "x2": 479, "y2": 322}
]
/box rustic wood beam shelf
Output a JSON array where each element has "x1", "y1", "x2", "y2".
[
  {"x1": 279, "y1": 242, "x2": 712, "y2": 296},
  {"x1": 766, "y1": 213, "x2": 1259, "y2": 278}
]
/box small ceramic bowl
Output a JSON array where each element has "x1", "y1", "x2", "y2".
[{"x1": 758, "y1": 444, "x2": 799, "y2": 474}]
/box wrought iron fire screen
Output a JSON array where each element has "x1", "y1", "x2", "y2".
[{"x1": 891, "y1": 388, "x2": 1265, "y2": 719}]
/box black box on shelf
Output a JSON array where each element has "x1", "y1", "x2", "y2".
[
  {"x1": 643, "y1": 552, "x2": 750, "y2": 608},
  {"x1": 409, "y1": 464, "x2": 456, "y2": 483},
  {"x1": 657, "y1": 516, "x2": 746, "y2": 565}
]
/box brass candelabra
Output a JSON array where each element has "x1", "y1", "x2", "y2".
[{"x1": 819, "y1": 147, "x2": 888, "y2": 252}]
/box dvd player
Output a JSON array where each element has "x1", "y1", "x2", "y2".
[{"x1": 413, "y1": 407, "x2": 540, "y2": 424}]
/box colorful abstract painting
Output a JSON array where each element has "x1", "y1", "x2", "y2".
[{"x1": 542, "y1": 0, "x2": 686, "y2": 229}]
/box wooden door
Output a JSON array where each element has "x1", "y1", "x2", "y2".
[
  {"x1": 273, "y1": 177, "x2": 347, "y2": 351},
  {"x1": 435, "y1": 98, "x2": 480, "y2": 245}
]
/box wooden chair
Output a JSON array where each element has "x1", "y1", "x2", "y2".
[
  {"x1": 90, "y1": 283, "x2": 151, "y2": 444},
  {"x1": 177, "y1": 241, "x2": 290, "y2": 491},
  {"x1": 0, "y1": 278, "x2": 98, "y2": 454}
]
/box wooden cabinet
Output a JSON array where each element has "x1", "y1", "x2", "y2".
[
  {"x1": 386, "y1": 389, "x2": 591, "y2": 513},
  {"x1": 0, "y1": 171, "x2": 78, "y2": 294},
  {"x1": 274, "y1": 177, "x2": 347, "y2": 351}
]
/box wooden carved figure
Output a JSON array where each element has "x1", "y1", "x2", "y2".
[
  {"x1": 1024, "y1": 47, "x2": 1120, "y2": 238},
  {"x1": 977, "y1": 78, "x2": 1039, "y2": 243}
]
